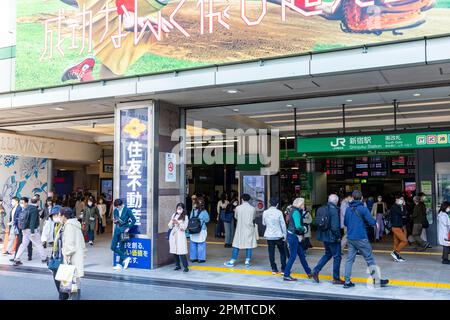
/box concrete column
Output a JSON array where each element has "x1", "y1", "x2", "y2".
[
  {"x1": 47, "y1": 159, "x2": 54, "y2": 195},
  {"x1": 153, "y1": 101, "x2": 182, "y2": 267}
]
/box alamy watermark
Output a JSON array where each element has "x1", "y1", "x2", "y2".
[{"x1": 170, "y1": 121, "x2": 280, "y2": 175}]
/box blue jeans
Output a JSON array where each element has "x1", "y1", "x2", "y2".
[
  {"x1": 224, "y1": 221, "x2": 234, "y2": 245},
  {"x1": 190, "y1": 241, "x2": 206, "y2": 261},
  {"x1": 345, "y1": 239, "x2": 376, "y2": 283},
  {"x1": 313, "y1": 241, "x2": 342, "y2": 280},
  {"x1": 231, "y1": 247, "x2": 251, "y2": 260},
  {"x1": 284, "y1": 232, "x2": 311, "y2": 278},
  {"x1": 87, "y1": 229, "x2": 94, "y2": 242},
  {"x1": 111, "y1": 230, "x2": 125, "y2": 265}
]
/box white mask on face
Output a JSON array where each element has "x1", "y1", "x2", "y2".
[
  {"x1": 20, "y1": 204, "x2": 25, "y2": 209},
  {"x1": 88, "y1": 202, "x2": 93, "y2": 206},
  {"x1": 176, "y1": 208, "x2": 183, "y2": 214},
  {"x1": 446, "y1": 208, "x2": 450, "y2": 213},
  {"x1": 53, "y1": 216, "x2": 61, "y2": 223}
]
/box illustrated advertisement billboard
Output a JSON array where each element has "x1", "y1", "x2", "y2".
[{"x1": 16, "y1": 0, "x2": 450, "y2": 90}]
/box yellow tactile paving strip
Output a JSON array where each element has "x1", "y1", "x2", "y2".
[
  {"x1": 189, "y1": 265, "x2": 450, "y2": 289},
  {"x1": 190, "y1": 241, "x2": 449, "y2": 289},
  {"x1": 205, "y1": 241, "x2": 442, "y2": 256}
]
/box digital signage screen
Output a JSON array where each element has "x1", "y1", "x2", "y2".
[{"x1": 15, "y1": 0, "x2": 450, "y2": 90}]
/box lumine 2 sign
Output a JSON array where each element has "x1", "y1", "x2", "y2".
[{"x1": 297, "y1": 132, "x2": 450, "y2": 153}]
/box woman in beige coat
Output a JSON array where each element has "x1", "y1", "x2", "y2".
[
  {"x1": 60, "y1": 207, "x2": 86, "y2": 300},
  {"x1": 224, "y1": 194, "x2": 257, "y2": 268},
  {"x1": 168, "y1": 203, "x2": 189, "y2": 272}
]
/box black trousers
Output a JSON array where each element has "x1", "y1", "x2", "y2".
[
  {"x1": 14, "y1": 229, "x2": 32, "y2": 260},
  {"x1": 443, "y1": 246, "x2": 450, "y2": 261},
  {"x1": 267, "y1": 239, "x2": 287, "y2": 272},
  {"x1": 174, "y1": 254, "x2": 188, "y2": 268},
  {"x1": 51, "y1": 269, "x2": 69, "y2": 300}
]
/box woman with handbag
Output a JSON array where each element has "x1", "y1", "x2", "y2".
[
  {"x1": 60, "y1": 207, "x2": 86, "y2": 300},
  {"x1": 168, "y1": 203, "x2": 189, "y2": 272},
  {"x1": 47, "y1": 205, "x2": 69, "y2": 300}
]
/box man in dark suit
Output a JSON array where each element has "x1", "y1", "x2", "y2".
[{"x1": 111, "y1": 199, "x2": 136, "y2": 271}]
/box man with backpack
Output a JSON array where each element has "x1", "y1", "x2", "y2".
[
  {"x1": 13, "y1": 197, "x2": 48, "y2": 266},
  {"x1": 311, "y1": 194, "x2": 344, "y2": 284},
  {"x1": 343, "y1": 190, "x2": 389, "y2": 289}
]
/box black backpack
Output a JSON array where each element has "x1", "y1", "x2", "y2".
[
  {"x1": 315, "y1": 204, "x2": 331, "y2": 231},
  {"x1": 18, "y1": 207, "x2": 30, "y2": 230},
  {"x1": 188, "y1": 210, "x2": 202, "y2": 234}
]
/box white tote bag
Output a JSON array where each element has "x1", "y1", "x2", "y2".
[{"x1": 55, "y1": 264, "x2": 77, "y2": 283}]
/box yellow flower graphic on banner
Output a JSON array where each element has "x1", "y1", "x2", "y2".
[{"x1": 123, "y1": 118, "x2": 146, "y2": 139}]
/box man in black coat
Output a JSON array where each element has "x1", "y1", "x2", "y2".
[{"x1": 390, "y1": 195, "x2": 408, "y2": 262}]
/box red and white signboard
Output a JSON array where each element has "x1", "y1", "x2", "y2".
[{"x1": 165, "y1": 153, "x2": 177, "y2": 182}]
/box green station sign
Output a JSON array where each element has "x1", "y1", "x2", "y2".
[{"x1": 297, "y1": 131, "x2": 450, "y2": 154}]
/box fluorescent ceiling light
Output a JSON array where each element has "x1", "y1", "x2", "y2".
[
  {"x1": 346, "y1": 99, "x2": 353, "y2": 102},
  {"x1": 413, "y1": 93, "x2": 421, "y2": 97},
  {"x1": 52, "y1": 107, "x2": 65, "y2": 111},
  {"x1": 286, "y1": 104, "x2": 293, "y2": 107}
]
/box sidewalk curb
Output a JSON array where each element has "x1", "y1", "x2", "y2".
[{"x1": 0, "y1": 265, "x2": 389, "y2": 300}]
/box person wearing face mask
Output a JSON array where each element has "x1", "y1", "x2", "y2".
[
  {"x1": 438, "y1": 201, "x2": 450, "y2": 265},
  {"x1": 168, "y1": 203, "x2": 189, "y2": 272},
  {"x1": 111, "y1": 199, "x2": 136, "y2": 270},
  {"x1": 96, "y1": 198, "x2": 107, "y2": 234},
  {"x1": 41, "y1": 199, "x2": 56, "y2": 248},
  {"x1": 40, "y1": 199, "x2": 54, "y2": 248},
  {"x1": 13, "y1": 197, "x2": 48, "y2": 266},
  {"x1": 48, "y1": 205, "x2": 69, "y2": 300},
  {"x1": 60, "y1": 207, "x2": 85, "y2": 300},
  {"x1": 371, "y1": 195, "x2": 387, "y2": 242},
  {"x1": 389, "y1": 195, "x2": 408, "y2": 262},
  {"x1": 82, "y1": 197, "x2": 100, "y2": 246},
  {"x1": 411, "y1": 193, "x2": 431, "y2": 251}
]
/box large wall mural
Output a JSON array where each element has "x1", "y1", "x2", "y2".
[{"x1": 0, "y1": 155, "x2": 48, "y2": 212}]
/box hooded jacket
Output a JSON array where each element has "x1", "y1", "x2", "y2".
[{"x1": 62, "y1": 218, "x2": 86, "y2": 278}]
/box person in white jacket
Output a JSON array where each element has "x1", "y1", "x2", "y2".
[
  {"x1": 437, "y1": 201, "x2": 450, "y2": 265},
  {"x1": 168, "y1": 203, "x2": 189, "y2": 272},
  {"x1": 262, "y1": 197, "x2": 287, "y2": 274},
  {"x1": 60, "y1": 207, "x2": 86, "y2": 300}
]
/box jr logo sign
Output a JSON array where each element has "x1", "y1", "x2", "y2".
[{"x1": 330, "y1": 138, "x2": 346, "y2": 148}]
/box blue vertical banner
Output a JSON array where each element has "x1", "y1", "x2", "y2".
[
  {"x1": 117, "y1": 107, "x2": 151, "y2": 269},
  {"x1": 120, "y1": 108, "x2": 149, "y2": 235}
]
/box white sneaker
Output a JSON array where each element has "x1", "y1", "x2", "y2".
[
  {"x1": 123, "y1": 257, "x2": 131, "y2": 270},
  {"x1": 390, "y1": 251, "x2": 399, "y2": 262},
  {"x1": 113, "y1": 264, "x2": 123, "y2": 271}
]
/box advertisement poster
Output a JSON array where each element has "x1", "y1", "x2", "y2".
[
  {"x1": 113, "y1": 238, "x2": 151, "y2": 269},
  {"x1": 242, "y1": 175, "x2": 265, "y2": 212},
  {"x1": 16, "y1": 0, "x2": 450, "y2": 90},
  {"x1": 119, "y1": 107, "x2": 149, "y2": 235}
]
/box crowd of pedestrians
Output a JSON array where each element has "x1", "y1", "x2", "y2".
[{"x1": 169, "y1": 187, "x2": 450, "y2": 289}]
